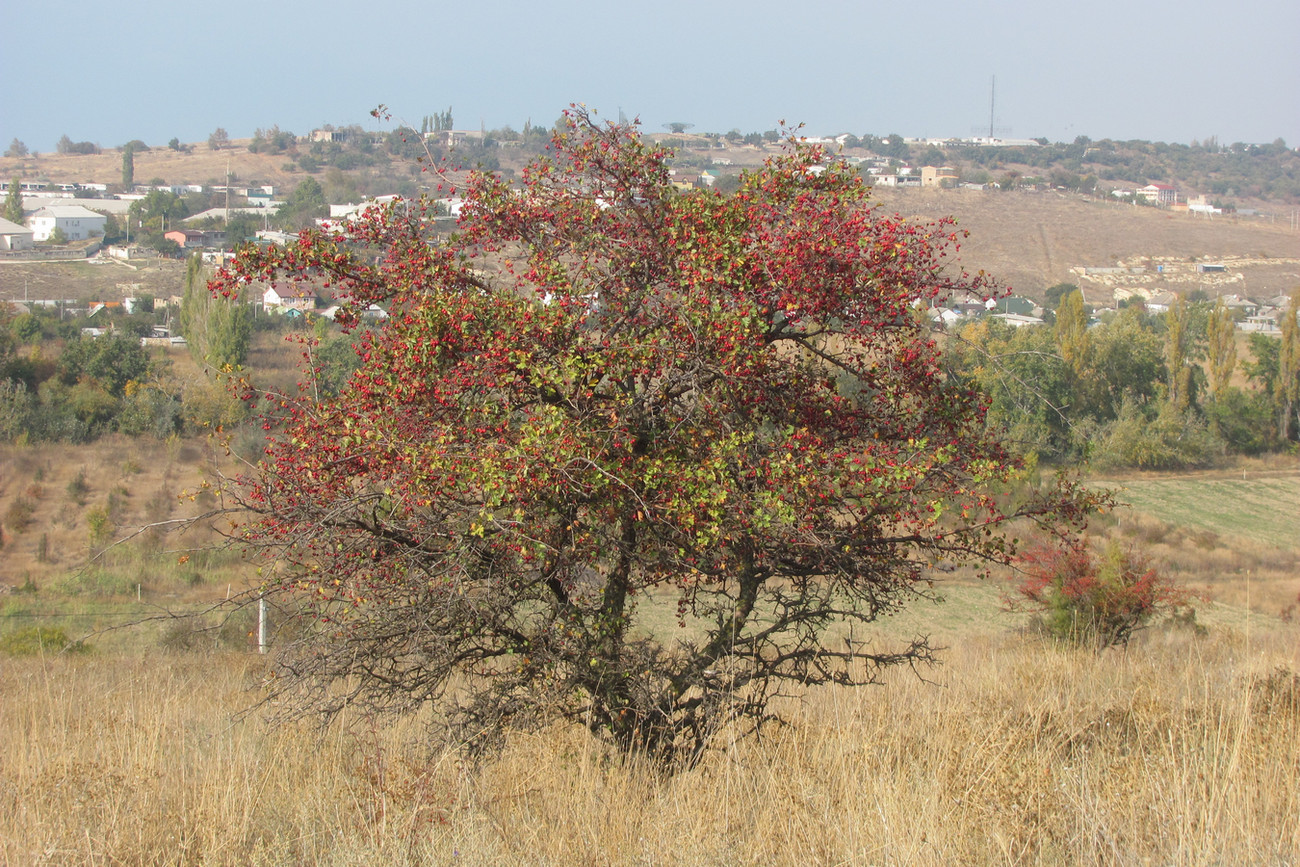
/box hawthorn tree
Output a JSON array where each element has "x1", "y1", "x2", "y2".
[{"x1": 211, "y1": 109, "x2": 1096, "y2": 765}]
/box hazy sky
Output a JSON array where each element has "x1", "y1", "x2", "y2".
[{"x1": 3, "y1": 0, "x2": 1297, "y2": 154}]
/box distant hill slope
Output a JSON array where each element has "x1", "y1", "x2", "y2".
[
  {"x1": 871, "y1": 187, "x2": 1300, "y2": 300},
  {"x1": 4, "y1": 140, "x2": 1298, "y2": 303}
]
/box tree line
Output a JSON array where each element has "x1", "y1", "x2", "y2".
[{"x1": 943, "y1": 288, "x2": 1300, "y2": 468}]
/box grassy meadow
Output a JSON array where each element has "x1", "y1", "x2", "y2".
[{"x1": 1, "y1": 441, "x2": 1298, "y2": 865}]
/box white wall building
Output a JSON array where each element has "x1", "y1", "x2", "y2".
[
  {"x1": 28, "y1": 205, "x2": 107, "y2": 241},
  {"x1": 0, "y1": 217, "x2": 35, "y2": 251}
]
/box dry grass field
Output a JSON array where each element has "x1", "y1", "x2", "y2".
[
  {"x1": 0, "y1": 258, "x2": 189, "y2": 307},
  {"x1": 2, "y1": 448, "x2": 1298, "y2": 864},
  {"x1": 0, "y1": 627, "x2": 1295, "y2": 865},
  {"x1": 869, "y1": 186, "x2": 1300, "y2": 302},
  {"x1": 0, "y1": 140, "x2": 310, "y2": 190},
  {"x1": 1, "y1": 443, "x2": 1298, "y2": 864}
]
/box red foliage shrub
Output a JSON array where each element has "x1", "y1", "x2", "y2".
[{"x1": 1007, "y1": 540, "x2": 1194, "y2": 648}]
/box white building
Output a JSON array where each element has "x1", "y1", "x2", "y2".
[
  {"x1": 0, "y1": 217, "x2": 35, "y2": 251},
  {"x1": 28, "y1": 205, "x2": 107, "y2": 242}
]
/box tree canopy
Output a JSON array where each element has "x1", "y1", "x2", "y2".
[{"x1": 210, "y1": 109, "x2": 1096, "y2": 765}]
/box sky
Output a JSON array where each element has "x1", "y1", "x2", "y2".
[{"x1": 3, "y1": 0, "x2": 1298, "y2": 155}]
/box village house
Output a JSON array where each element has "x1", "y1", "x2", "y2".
[
  {"x1": 164, "y1": 228, "x2": 227, "y2": 249},
  {"x1": 1219, "y1": 294, "x2": 1258, "y2": 317},
  {"x1": 263, "y1": 285, "x2": 319, "y2": 314},
  {"x1": 1137, "y1": 183, "x2": 1178, "y2": 206},
  {"x1": 0, "y1": 217, "x2": 35, "y2": 251},
  {"x1": 28, "y1": 205, "x2": 107, "y2": 241},
  {"x1": 920, "y1": 166, "x2": 959, "y2": 188},
  {"x1": 1144, "y1": 291, "x2": 1178, "y2": 314}
]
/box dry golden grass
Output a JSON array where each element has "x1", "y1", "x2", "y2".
[
  {"x1": 0, "y1": 435, "x2": 215, "y2": 586},
  {"x1": 2, "y1": 624, "x2": 1295, "y2": 866},
  {"x1": 0, "y1": 140, "x2": 308, "y2": 190}
]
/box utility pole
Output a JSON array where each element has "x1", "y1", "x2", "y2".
[{"x1": 989, "y1": 75, "x2": 996, "y2": 139}]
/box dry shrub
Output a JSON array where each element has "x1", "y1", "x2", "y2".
[{"x1": 4, "y1": 496, "x2": 35, "y2": 533}]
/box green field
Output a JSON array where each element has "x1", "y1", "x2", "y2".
[{"x1": 1102, "y1": 472, "x2": 1300, "y2": 546}]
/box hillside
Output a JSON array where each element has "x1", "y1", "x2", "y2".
[
  {"x1": 1, "y1": 139, "x2": 309, "y2": 190},
  {"x1": 870, "y1": 186, "x2": 1300, "y2": 300},
  {"x1": 4, "y1": 136, "x2": 1298, "y2": 305}
]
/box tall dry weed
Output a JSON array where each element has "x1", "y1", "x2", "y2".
[{"x1": 1, "y1": 628, "x2": 1295, "y2": 865}]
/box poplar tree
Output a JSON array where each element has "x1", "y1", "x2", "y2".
[
  {"x1": 3, "y1": 178, "x2": 23, "y2": 225},
  {"x1": 1205, "y1": 297, "x2": 1237, "y2": 399},
  {"x1": 1164, "y1": 294, "x2": 1191, "y2": 413},
  {"x1": 180, "y1": 254, "x2": 250, "y2": 369},
  {"x1": 121, "y1": 143, "x2": 135, "y2": 188},
  {"x1": 1277, "y1": 290, "x2": 1300, "y2": 441}
]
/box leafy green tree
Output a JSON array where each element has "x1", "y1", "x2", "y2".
[
  {"x1": 223, "y1": 211, "x2": 264, "y2": 245},
  {"x1": 56, "y1": 333, "x2": 150, "y2": 398},
  {"x1": 5, "y1": 138, "x2": 28, "y2": 158},
  {"x1": 10, "y1": 313, "x2": 42, "y2": 343},
  {"x1": 309, "y1": 332, "x2": 361, "y2": 397},
  {"x1": 951, "y1": 318, "x2": 1072, "y2": 460},
  {"x1": 1276, "y1": 290, "x2": 1300, "y2": 441},
  {"x1": 128, "y1": 189, "x2": 189, "y2": 233},
  {"x1": 179, "y1": 254, "x2": 251, "y2": 369},
  {"x1": 1093, "y1": 398, "x2": 1221, "y2": 470},
  {"x1": 276, "y1": 177, "x2": 328, "y2": 230},
  {"x1": 117, "y1": 380, "x2": 181, "y2": 438},
  {"x1": 121, "y1": 143, "x2": 135, "y2": 187},
  {"x1": 881, "y1": 134, "x2": 908, "y2": 159},
  {"x1": 101, "y1": 214, "x2": 126, "y2": 245},
  {"x1": 1164, "y1": 294, "x2": 1191, "y2": 412},
  {"x1": 208, "y1": 128, "x2": 230, "y2": 151},
  {"x1": 4, "y1": 178, "x2": 23, "y2": 224},
  {"x1": 1206, "y1": 386, "x2": 1275, "y2": 454},
  {"x1": 1084, "y1": 307, "x2": 1165, "y2": 422},
  {"x1": 1043, "y1": 283, "x2": 1078, "y2": 311},
  {"x1": 1205, "y1": 297, "x2": 1236, "y2": 399},
  {"x1": 0, "y1": 380, "x2": 36, "y2": 441},
  {"x1": 56, "y1": 135, "x2": 98, "y2": 155},
  {"x1": 1245, "y1": 332, "x2": 1279, "y2": 386},
  {"x1": 148, "y1": 236, "x2": 182, "y2": 257}
]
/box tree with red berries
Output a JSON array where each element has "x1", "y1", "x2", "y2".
[{"x1": 212, "y1": 108, "x2": 1097, "y2": 765}]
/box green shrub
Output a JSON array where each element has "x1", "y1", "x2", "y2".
[
  {"x1": 66, "y1": 468, "x2": 90, "y2": 504},
  {"x1": 1093, "y1": 402, "x2": 1224, "y2": 470},
  {"x1": 86, "y1": 508, "x2": 114, "y2": 548},
  {"x1": 55, "y1": 568, "x2": 134, "y2": 597},
  {"x1": 1206, "y1": 387, "x2": 1277, "y2": 454},
  {"x1": 0, "y1": 626, "x2": 89, "y2": 656}
]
